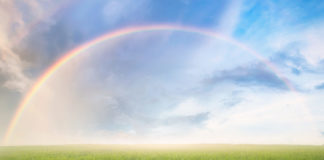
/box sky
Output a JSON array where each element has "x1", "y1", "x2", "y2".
[{"x1": 0, "y1": 0, "x2": 324, "y2": 145}]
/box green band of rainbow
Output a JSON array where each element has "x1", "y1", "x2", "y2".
[{"x1": 2, "y1": 24, "x2": 295, "y2": 145}]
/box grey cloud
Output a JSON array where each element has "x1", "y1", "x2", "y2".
[
  {"x1": 205, "y1": 64, "x2": 288, "y2": 90},
  {"x1": 274, "y1": 51, "x2": 308, "y2": 75},
  {"x1": 0, "y1": 48, "x2": 30, "y2": 92},
  {"x1": 270, "y1": 41, "x2": 324, "y2": 76},
  {"x1": 0, "y1": 1, "x2": 30, "y2": 92},
  {"x1": 221, "y1": 97, "x2": 242, "y2": 108},
  {"x1": 0, "y1": 0, "x2": 67, "y2": 92},
  {"x1": 315, "y1": 82, "x2": 324, "y2": 90}
]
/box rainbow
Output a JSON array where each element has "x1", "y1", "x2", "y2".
[{"x1": 2, "y1": 24, "x2": 295, "y2": 145}]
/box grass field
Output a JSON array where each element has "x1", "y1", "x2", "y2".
[{"x1": 0, "y1": 144, "x2": 324, "y2": 160}]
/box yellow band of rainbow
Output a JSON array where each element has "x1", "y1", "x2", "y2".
[{"x1": 2, "y1": 24, "x2": 295, "y2": 145}]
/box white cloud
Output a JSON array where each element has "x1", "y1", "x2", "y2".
[
  {"x1": 102, "y1": 0, "x2": 149, "y2": 25},
  {"x1": 186, "y1": 0, "x2": 246, "y2": 76},
  {"x1": 266, "y1": 22, "x2": 324, "y2": 66},
  {"x1": 187, "y1": 92, "x2": 323, "y2": 144},
  {"x1": 300, "y1": 26, "x2": 324, "y2": 65},
  {"x1": 262, "y1": 22, "x2": 324, "y2": 92},
  {"x1": 216, "y1": 0, "x2": 243, "y2": 35}
]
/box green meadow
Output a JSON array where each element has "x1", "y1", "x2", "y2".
[{"x1": 0, "y1": 144, "x2": 323, "y2": 160}]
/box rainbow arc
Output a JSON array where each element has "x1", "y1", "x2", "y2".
[{"x1": 3, "y1": 24, "x2": 295, "y2": 145}]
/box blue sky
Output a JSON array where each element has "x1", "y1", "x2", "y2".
[{"x1": 0, "y1": 0, "x2": 324, "y2": 145}]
